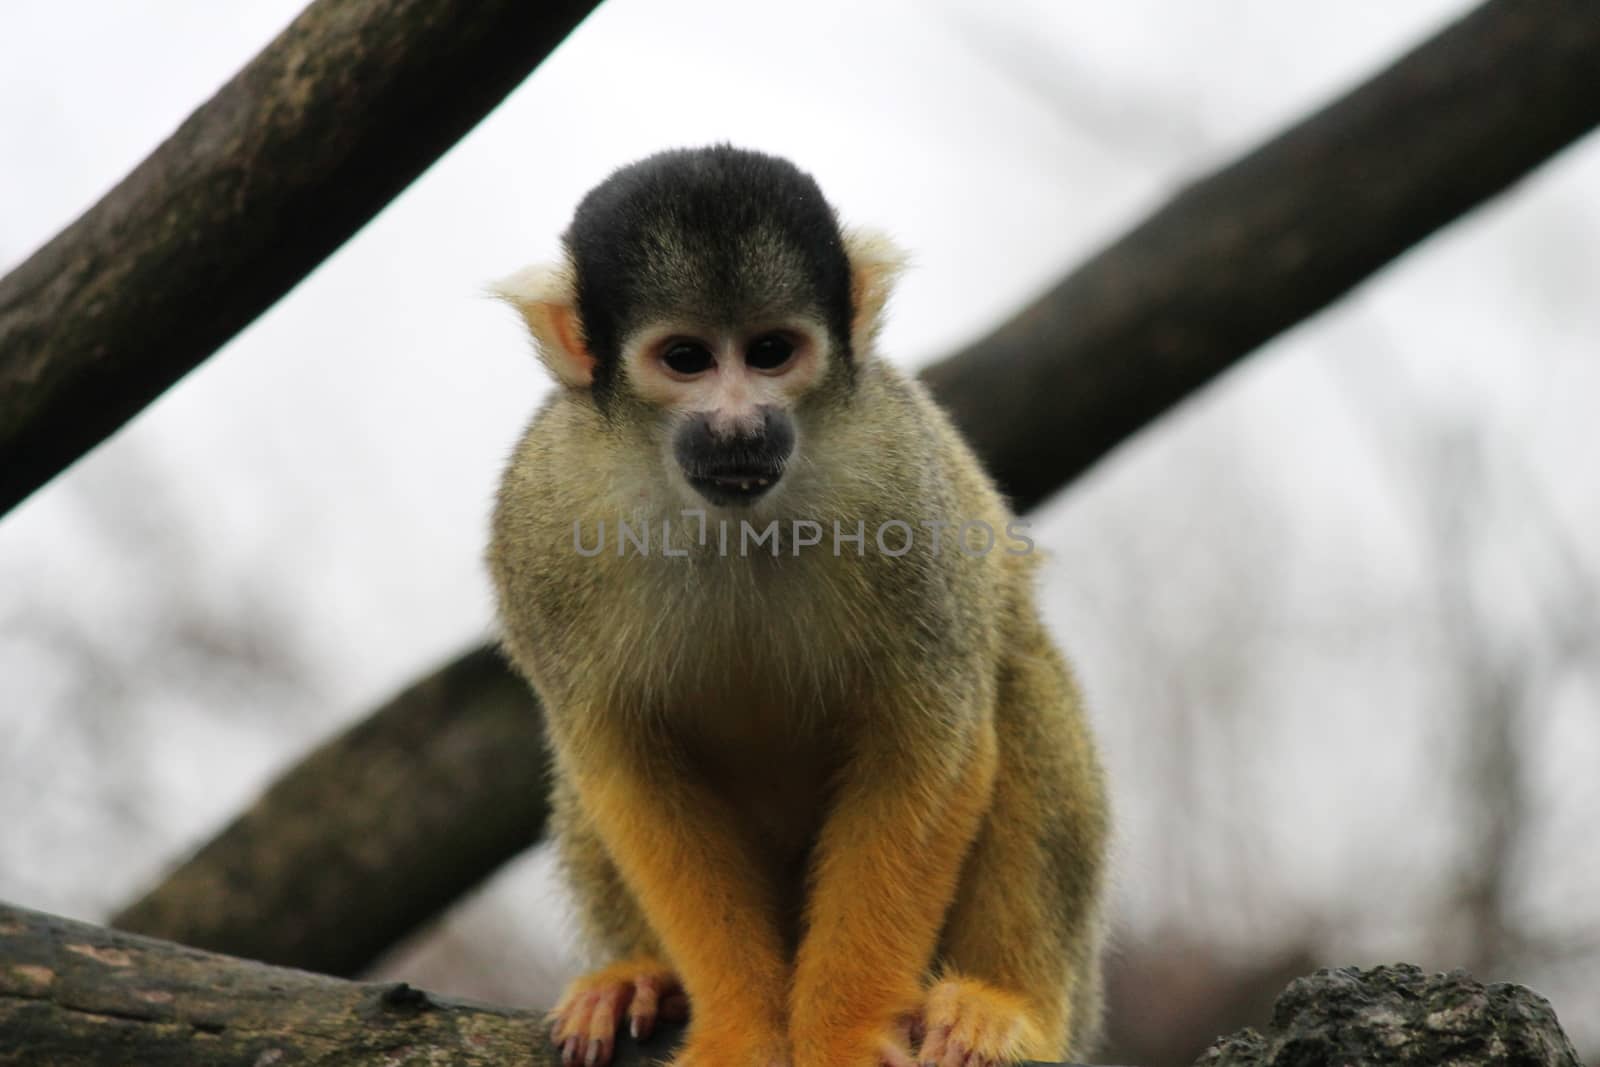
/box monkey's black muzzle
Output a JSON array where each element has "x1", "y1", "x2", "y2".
[{"x1": 675, "y1": 407, "x2": 795, "y2": 507}]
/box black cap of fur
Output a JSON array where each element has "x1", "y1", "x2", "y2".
[{"x1": 564, "y1": 145, "x2": 854, "y2": 405}]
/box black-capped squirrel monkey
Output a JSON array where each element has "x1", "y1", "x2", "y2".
[{"x1": 489, "y1": 145, "x2": 1108, "y2": 1067}]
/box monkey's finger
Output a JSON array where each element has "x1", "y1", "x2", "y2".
[
  {"x1": 575, "y1": 990, "x2": 608, "y2": 1067},
  {"x1": 936, "y1": 1035, "x2": 967, "y2": 1067},
  {"x1": 585, "y1": 986, "x2": 628, "y2": 1067},
  {"x1": 628, "y1": 977, "x2": 661, "y2": 1040},
  {"x1": 918, "y1": 1024, "x2": 950, "y2": 1067},
  {"x1": 553, "y1": 989, "x2": 596, "y2": 1045}
]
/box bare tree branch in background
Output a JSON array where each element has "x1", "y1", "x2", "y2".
[
  {"x1": 108, "y1": 0, "x2": 1600, "y2": 977},
  {"x1": 0, "y1": 0, "x2": 600, "y2": 517},
  {"x1": 112, "y1": 646, "x2": 550, "y2": 978},
  {"x1": 921, "y1": 0, "x2": 1600, "y2": 514}
]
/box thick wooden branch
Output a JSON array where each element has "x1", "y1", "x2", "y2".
[
  {"x1": 0, "y1": 0, "x2": 599, "y2": 517},
  {"x1": 1, "y1": 902, "x2": 574, "y2": 1066},
  {"x1": 113, "y1": 646, "x2": 551, "y2": 977},
  {"x1": 921, "y1": 0, "x2": 1600, "y2": 512},
  {"x1": 110, "y1": 0, "x2": 1600, "y2": 977},
  {"x1": 3, "y1": 905, "x2": 1577, "y2": 1066}
]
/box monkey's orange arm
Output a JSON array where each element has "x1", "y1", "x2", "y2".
[
  {"x1": 789, "y1": 712, "x2": 999, "y2": 1067},
  {"x1": 569, "y1": 743, "x2": 790, "y2": 1064}
]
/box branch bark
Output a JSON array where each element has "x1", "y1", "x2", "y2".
[
  {"x1": 922, "y1": 0, "x2": 1600, "y2": 512},
  {"x1": 1, "y1": 901, "x2": 562, "y2": 1066},
  {"x1": 1195, "y1": 964, "x2": 1580, "y2": 1067},
  {"x1": 112, "y1": 646, "x2": 549, "y2": 978},
  {"x1": 3, "y1": 905, "x2": 1578, "y2": 1067},
  {"x1": 0, "y1": 0, "x2": 599, "y2": 517},
  {"x1": 116, "y1": 0, "x2": 1600, "y2": 978}
]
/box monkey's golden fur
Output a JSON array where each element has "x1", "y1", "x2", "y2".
[{"x1": 489, "y1": 167, "x2": 1108, "y2": 1067}]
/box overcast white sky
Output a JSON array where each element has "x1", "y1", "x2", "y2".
[{"x1": 2, "y1": 0, "x2": 1597, "y2": 1045}]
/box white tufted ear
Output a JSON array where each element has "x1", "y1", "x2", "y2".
[
  {"x1": 490, "y1": 262, "x2": 595, "y2": 388},
  {"x1": 842, "y1": 228, "x2": 909, "y2": 356}
]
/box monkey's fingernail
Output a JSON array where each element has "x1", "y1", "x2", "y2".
[
  {"x1": 561, "y1": 1038, "x2": 577, "y2": 1066},
  {"x1": 586, "y1": 1037, "x2": 602, "y2": 1067}
]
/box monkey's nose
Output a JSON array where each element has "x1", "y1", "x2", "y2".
[{"x1": 674, "y1": 407, "x2": 795, "y2": 507}]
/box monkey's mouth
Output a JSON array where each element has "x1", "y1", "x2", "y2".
[{"x1": 684, "y1": 466, "x2": 783, "y2": 506}]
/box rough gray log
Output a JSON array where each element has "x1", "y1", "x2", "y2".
[
  {"x1": 112, "y1": 645, "x2": 550, "y2": 978},
  {"x1": 1192, "y1": 963, "x2": 1581, "y2": 1067},
  {"x1": 110, "y1": 0, "x2": 1600, "y2": 977},
  {"x1": 0, "y1": 0, "x2": 599, "y2": 516}
]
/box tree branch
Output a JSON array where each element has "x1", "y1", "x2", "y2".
[
  {"x1": 0, "y1": 0, "x2": 599, "y2": 517},
  {"x1": 3, "y1": 905, "x2": 1578, "y2": 1066},
  {"x1": 1, "y1": 901, "x2": 565, "y2": 1066},
  {"x1": 921, "y1": 0, "x2": 1600, "y2": 512},
  {"x1": 112, "y1": 646, "x2": 549, "y2": 978},
  {"x1": 113, "y1": 0, "x2": 1600, "y2": 977}
]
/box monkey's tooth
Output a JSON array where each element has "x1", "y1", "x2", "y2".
[
  {"x1": 740, "y1": 481, "x2": 751, "y2": 491},
  {"x1": 757, "y1": 478, "x2": 769, "y2": 486}
]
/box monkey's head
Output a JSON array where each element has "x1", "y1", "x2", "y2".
[{"x1": 494, "y1": 145, "x2": 904, "y2": 509}]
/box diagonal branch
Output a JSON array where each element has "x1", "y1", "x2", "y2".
[
  {"x1": 921, "y1": 0, "x2": 1600, "y2": 512},
  {"x1": 0, "y1": 0, "x2": 600, "y2": 517},
  {"x1": 112, "y1": 645, "x2": 550, "y2": 978},
  {"x1": 115, "y1": 0, "x2": 1600, "y2": 976}
]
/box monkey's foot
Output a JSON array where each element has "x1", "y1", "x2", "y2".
[
  {"x1": 550, "y1": 956, "x2": 687, "y2": 1067},
  {"x1": 916, "y1": 978, "x2": 1040, "y2": 1067}
]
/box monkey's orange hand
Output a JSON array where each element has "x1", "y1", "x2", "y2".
[
  {"x1": 551, "y1": 957, "x2": 687, "y2": 1067},
  {"x1": 789, "y1": 714, "x2": 999, "y2": 1067},
  {"x1": 916, "y1": 977, "x2": 1040, "y2": 1067}
]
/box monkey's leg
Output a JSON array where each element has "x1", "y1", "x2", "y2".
[
  {"x1": 789, "y1": 705, "x2": 999, "y2": 1067},
  {"x1": 562, "y1": 733, "x2": 790, "y2": 1067},
  {"x1": 549, "y1": 791, "x2": 686, "y2": 1066},
  {"x1": 923, "y1": 644, "x2": 1109, "y2": 1065}
]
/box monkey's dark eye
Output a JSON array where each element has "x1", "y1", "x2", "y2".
[
  {"x1": 746, "y1": 333, "x2": 796, "y2": 371},
  {"x1": 662, "y1": 341, "x2": 714, "y2": 376}
]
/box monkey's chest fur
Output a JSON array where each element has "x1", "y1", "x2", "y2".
[
  {"x1": 496, "y1": 505, "x2": 956, "y2": 887},
  {"x1": 522, "y1": 544, "x2": 898, "y2": 942}
]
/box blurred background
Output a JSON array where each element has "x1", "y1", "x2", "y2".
[{"x1": 1, "y1": 1, "x2": 1596, "y2": 1063}]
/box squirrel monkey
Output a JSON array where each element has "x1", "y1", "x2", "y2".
[{"x1": 489, "y1": 146, "x2": 1108, "y2": 1067}]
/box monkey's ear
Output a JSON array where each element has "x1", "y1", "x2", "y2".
[
  {"x1": 490, "y1": 263, "x2": 596, "y2": 388},
  {"x1": 842, "y1": 228, "x2": 909, "y2": 356}
]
